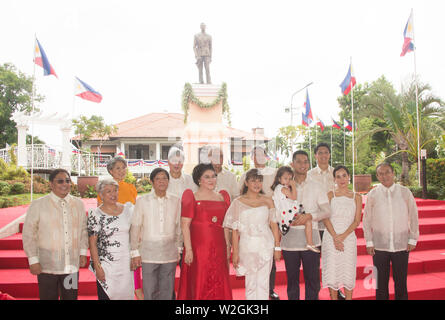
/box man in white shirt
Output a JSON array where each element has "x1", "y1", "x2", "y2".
[
  {"x1": 280, "y1": 150, "x2": 331, "y2": 300},
  {"x1": 307, "y1": 143, "x2": 335, "y2": 236},
  {"x1": 208, "y1": 146, "x2": 239, "y2": 200},
  {"x1": 239, "y1": 145, "x2": 279, "y2": 299},
  {"x1": 22, "y1": 169, "x2": 88, "y2": 300},
  {"x1": 130, "y1": 168, "x2": 181, "y2": 300},
  {"x1": 166, "y1": 147, "x2": 197, "y2": 198},
  {"x1": 307, "y1": 143, "x2": 344, "y2": 299},
  {"x1": 363, "y1": 162, "x2": 419, "y2": 300}
]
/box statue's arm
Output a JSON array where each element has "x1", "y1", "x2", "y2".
[
  {"x1": 209, "y1": 36, "x2": 212, "y2": 60},
  {"x1": 193, "y1": 35, "x2": 198, "y2": 58}
]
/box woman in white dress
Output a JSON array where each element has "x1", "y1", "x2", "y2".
[
  {"x1": 321, "y1": 166, "x2": 362, "y2": 300},
  {"x1": 88, "y1": 179, "x2": 135, "y2": 300},
  {"x1": 223, "y1": 169, "x2": 281, "y2": 300}
]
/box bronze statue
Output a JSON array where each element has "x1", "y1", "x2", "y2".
[{"x1": 194, "y1": 23, "x2": 212, "y2": 84}]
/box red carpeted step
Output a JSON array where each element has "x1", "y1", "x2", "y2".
[
  {"x1": 417, "y1": 206, "x2": 445, "y2": 218},
  {"x1": 0, "y1": 234, "x2": 23, "y2": 250},
  {"x1": 0, "y1": 268, "x2": 97, "y2": 298},
  {"x1": 415, "y1": 199, "x2": 445, "y2": 207},
  {"x1": 355, "y1": 233, "x2": 445, "y2": 255},
  {"x1": 355, "y1": 217, "x2": 445, "y2": 238},
  {"x1": 234, "y1": 271, "x2": 445, "y2": 300}
]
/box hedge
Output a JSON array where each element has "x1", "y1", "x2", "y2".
[{"x1": 426, "y1": 158, "x2": 445, "y2": 188}]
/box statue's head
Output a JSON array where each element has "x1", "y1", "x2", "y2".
[{"x1": 200, "y1": 23, "x2": 206, "y2": 32}]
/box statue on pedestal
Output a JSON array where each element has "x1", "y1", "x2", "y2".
[{"x1": 194, "y1": 23, "x2": 212, "y2": 84}]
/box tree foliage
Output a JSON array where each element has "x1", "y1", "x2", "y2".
[
  {"x1": 72, "y1": 115, "x2": 117, "y2": 153},
  {"x1": 0, "y1": 63, "x2": 44, "y2": 148}
]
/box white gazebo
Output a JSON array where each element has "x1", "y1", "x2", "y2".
[{"x1": 11, "y1": 110, "x2": 72, "y2": 171}]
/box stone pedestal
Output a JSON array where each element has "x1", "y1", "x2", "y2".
[{"x1": 183, "y1": 84, "x2": 230, "y2": 174}]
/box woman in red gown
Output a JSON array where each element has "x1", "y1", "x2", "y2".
[{"x1": 178, "y1": 163, "x2": 233, "y2": 300}]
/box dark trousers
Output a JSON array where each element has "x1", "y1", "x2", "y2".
[
  {"x1": 37, "y1": 272, "x2": 79, "y2": 300},
  {"x1": 96, "y1": 281, "x2": 110, "y2": 300},
  {"x1": 373, "y1": 250, "x2": 409, "y2": 300},
  {"x1": 269, "y1": 259, "x2": 276, "y2": 294},
  {"x1": 282, "y1": 250, "x2": 320, "y2": 300}
]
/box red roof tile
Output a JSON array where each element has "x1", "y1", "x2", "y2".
[{"x1": 73, "y1": 113, "x2": 269, "y2": 141}]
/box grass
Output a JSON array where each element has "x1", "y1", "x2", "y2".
[
  {"x1": 0, "y1": 193, "x2": 48, "y2": 208},
  {"x1": 0, "y1": 190, "x2": 152, "y2": 208}
]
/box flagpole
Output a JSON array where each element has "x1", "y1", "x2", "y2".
[
  {"x1": 309, "y1": 126, "x2": 312, "y2": 169},
  {"x1": 330, "y1": 126, "x2": 333, "y2": 167},
  {"x1": 315, "y1": 125, "x2": 318, "y2": 146},
  {"x1": 412, "y1": 9, "x2": 421, "y2": 187},
  {"x1": 351, "y1": 57, "x2": 355, "y2": 192},
  {"x1": 30, "y1": 35, "x2": 37, "y2": 201},
  {"x1": 343, "y1": 125, "x2": 346, "y2": 166}
]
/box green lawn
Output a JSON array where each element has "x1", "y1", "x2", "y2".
[{"x1": 0, "y1": 193, "x2": 48, "y2": 208}]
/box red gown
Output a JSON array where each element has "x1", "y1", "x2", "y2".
[{"x1": 177, "y1": 189, "x2": 233, "y2": 300}]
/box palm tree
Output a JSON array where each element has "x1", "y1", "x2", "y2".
[{"x1": 358, "y1": 77, "x2": 444, "y2": 185}]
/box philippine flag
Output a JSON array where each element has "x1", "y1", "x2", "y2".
[
  {"x1": 316, "y1": 117, "x2": 325, "y2": 132},
  {"x1": 34, "y1": 38, "x2": 58, "y2": 78},
  {"x1": 344, "y1": 119, "x2": 353, "y2": 131},
  {"x1": 332, "y1": 118, "x2": 341, "y2": 130},
  {"x1": 302, "y1": 89, "x2": 313, "y2": 126},
  {"x1": 340, "y1": 63, "x2": 356, "y2": 95},
  {"x1": 75, "y1": 77, "x2": 103, "y2": 103},
  {"x1": 400, "y1": 11, "x2": 415, "y2": 57}
]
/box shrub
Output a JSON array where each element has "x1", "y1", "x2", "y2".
[
  {"x1": 139, "y1": 177, "x2": 151, "y2": 187},
  {"x1": 136, "y1": 185, "x2": 145, "y2": 193},
  {"x1": 408, "y1": 185, "x2": 440, "y2": 199},
  {"x1": 143, "y1": 184, "x2": 152, "y2": 193},
  {"x1": 70, "y1": 184, "x2": 80, "y2": 197},
  {"x1": 426, "y1": 159, "x2": 445, "y2": 188},
  {"x1": 0, "y1": 197, "x2": 15, "y2": 208},
  {"x1": 10, "y1": 182, "x2": 25, "y2": 194},
  {"x1": 124, "y1": 170, "x2": 137, "y2": 186},
  {"x1": 0, "y1": 181, "x2": 11, "y2": 196},
  {"x1": 84, "y1": 185, "x2": 97, "y2": 198}
]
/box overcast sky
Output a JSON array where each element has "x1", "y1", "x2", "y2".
[{"x1": 2, "y1": 0, "x2": 444, "y2": 148}]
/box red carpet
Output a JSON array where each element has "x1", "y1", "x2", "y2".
[{"x1": 0, "y1": 197, "x2": 444, "y2": 300}]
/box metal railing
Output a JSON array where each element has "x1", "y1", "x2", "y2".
[{"x1": 0, "y1": 145, "x2": 111, "y2": 176}]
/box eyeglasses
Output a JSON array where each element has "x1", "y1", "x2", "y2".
[{"x1": 55, "y1": 179, "x2": 71, "y2": 184}]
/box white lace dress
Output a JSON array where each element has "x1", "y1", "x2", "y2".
[
  {"x1": 87, "y1": 202, "x2": 135, "y2": 300},
  {"x1": 223, "y1": 199, "x2": 276, "y2": 276},
  {"x1": 321, "y1": 194, "x2": 357, "y2": 291}
]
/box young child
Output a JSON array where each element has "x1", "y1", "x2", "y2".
[{"x1": 271, "y1": 166, "x2": 320, "y2": 253}]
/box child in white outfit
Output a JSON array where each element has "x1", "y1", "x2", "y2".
[{"x1": 271, "y1": 166, "x2": 319, "y2": 253}]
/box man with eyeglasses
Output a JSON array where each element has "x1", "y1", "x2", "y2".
[{"x1": 22, "y1": 169, "x2": 88, "y2": 300}]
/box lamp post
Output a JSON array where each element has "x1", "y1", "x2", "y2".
[
  {"x1": 284, "y1": 82, "x2": 313, "y2": 154},
  {"x1": 285, "y1": 82, "x2": 314, "y2": 127}
]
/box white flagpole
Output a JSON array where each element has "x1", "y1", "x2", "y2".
[
  {"x1": 30, "y1": 35, "x2": 37, "y2": 201},
  {"x1": 315, "y1": 124, "x2": 318, "y2": 146},
  {"x1": 351, "y1": 57, "x2": 355, "y2": 191},
  {"x1": 330, "y1": 126, "x2": 333, "y2": 167},
  {"x1": 309, "y1": 126, "x2": 312, "y2": 169},
  {"x1": 412, "y1": 9, "x2": 421, "y2": 187},
  {"x1": 343, "y1": 125, "x2": 346, "y2": 166}
]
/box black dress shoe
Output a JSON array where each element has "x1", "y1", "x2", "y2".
[
  {"x1": 337, "y1": 289, "x2": 346, "y2": 300},
  {"x1": 269, "y1": 292, "x2": 280, "y2": 300}
]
